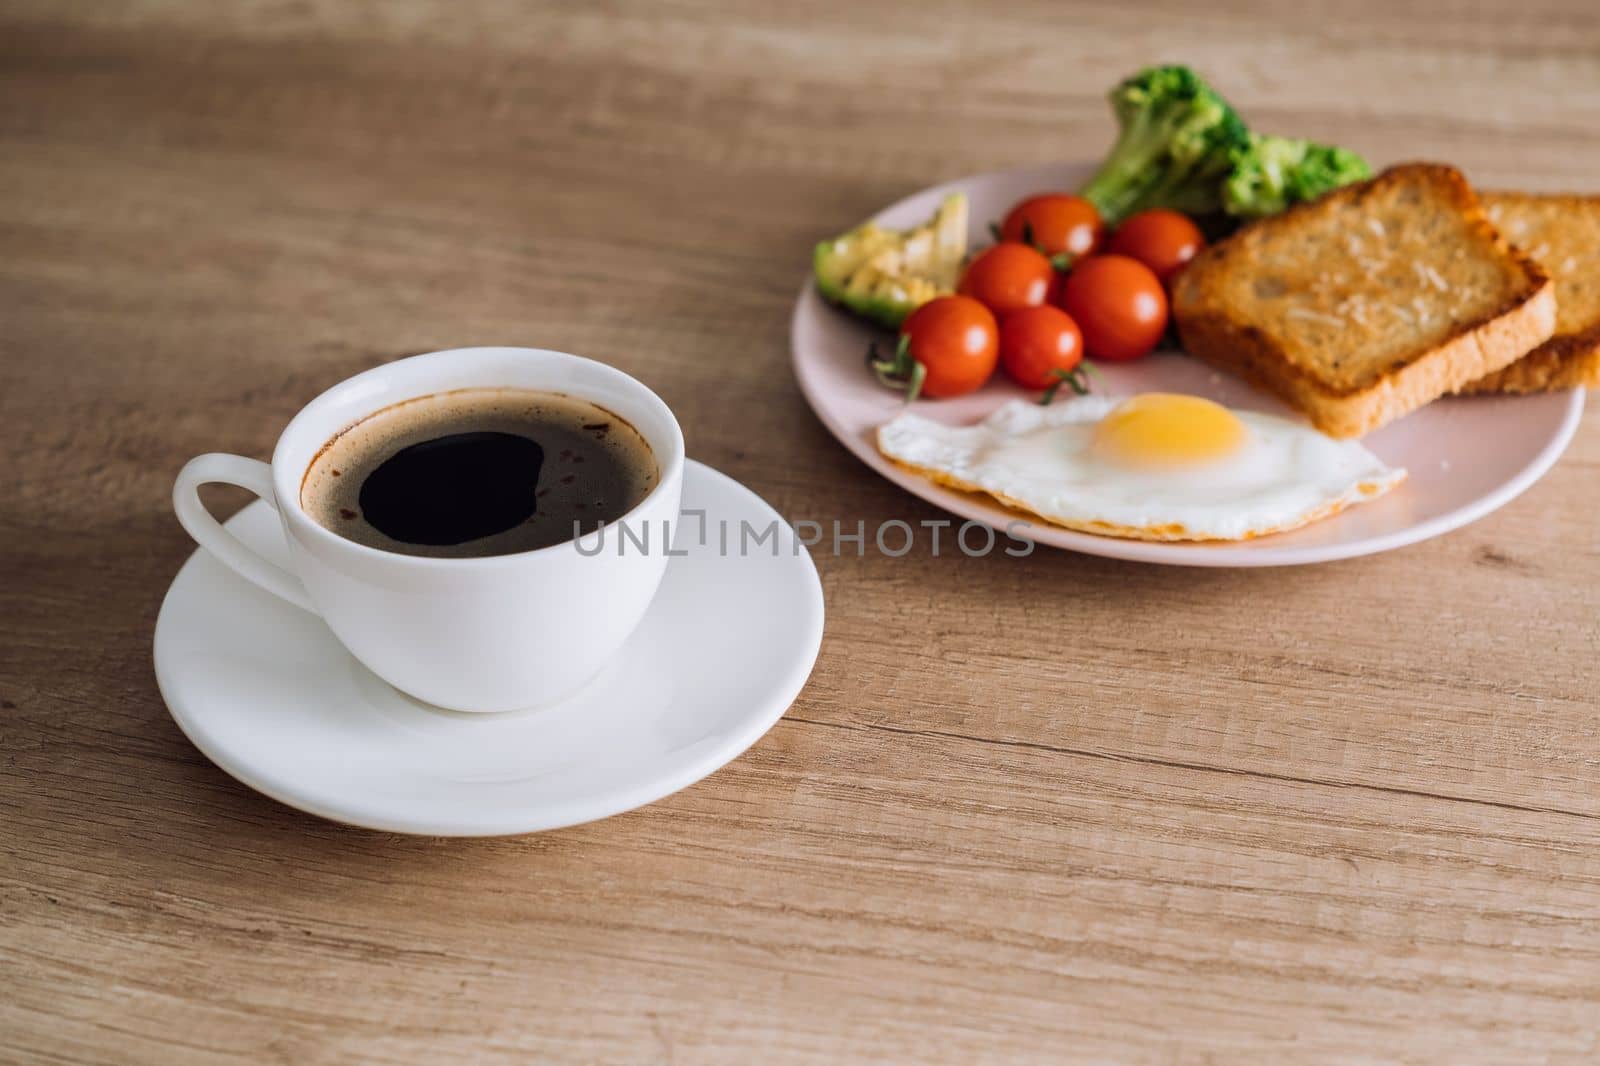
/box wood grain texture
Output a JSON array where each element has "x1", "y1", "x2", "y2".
[{"x1": 3, "y1": 2, "x2": 1600, "y2": 1062}]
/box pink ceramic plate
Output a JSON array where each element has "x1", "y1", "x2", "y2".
[{"x1": 791, "y1": 162, "x2": 1584, "y2": 567}]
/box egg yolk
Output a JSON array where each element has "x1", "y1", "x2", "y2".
[{"x1": 1090, "y1": 393, "x2": 1249, "y2": 468}]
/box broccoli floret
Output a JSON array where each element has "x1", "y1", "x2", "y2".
[
  {"x1": 1222, "y1": 135, "x2": 1372, "y2": 219},
  {"x1": 1078, "y1": 65, "x2": 1252, "y2": 226}
]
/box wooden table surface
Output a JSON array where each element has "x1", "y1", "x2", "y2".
[{"x1": 5, "y1": 2, "x2": 1600, "y2": 1062}]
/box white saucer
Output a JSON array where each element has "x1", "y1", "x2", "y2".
[{"x1": 154, "y1": 460, "x2": 825, "y2": 836}]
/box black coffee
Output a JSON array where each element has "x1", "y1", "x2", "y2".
[{"x1": 302, "y1": 388, "x2": 657, "y2": 557}]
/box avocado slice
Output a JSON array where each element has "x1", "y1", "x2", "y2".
[{"x1": 813, "y1": 193, "x2": 968, "y2": 329}]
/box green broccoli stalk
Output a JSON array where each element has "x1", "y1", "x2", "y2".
[
  {"x1": 1078, "y1": 65, "x2": 1252, "y2": 226},
  {"x1": 1222, "y1": 135, "x2": 1372, "y2": 219}
]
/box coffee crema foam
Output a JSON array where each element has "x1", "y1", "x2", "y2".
[{"x1": 301, "y1": 388, "x2": 657, "y2": 558}]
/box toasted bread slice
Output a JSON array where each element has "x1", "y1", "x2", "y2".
[
  {"x1": 1172, "y1": 164, "x2": 1556, "y2": 438},
  {"x1": 1457, "y1": 192, "x2": 1600, "y2": 394}
]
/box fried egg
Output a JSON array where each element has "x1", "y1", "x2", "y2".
[{"x1": 877, "y1": 393, "x2": 1405, "y2": 542}]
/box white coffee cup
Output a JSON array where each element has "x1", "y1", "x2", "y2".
[{"x1": 173, "y1": 346, "x2": 685, "y2": 713}]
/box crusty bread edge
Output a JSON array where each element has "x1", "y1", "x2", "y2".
[
  {"x1": 1456, "y1": 323, "x2": 1600, "y2": 394},
  {"x1": 1459, "y1": 191, "x2": 1600, "y2": 394},
  {"x1": 1173, "y1": 164, "x2": 1558, "y2": 437},
  {"x1": 1178, "y1": 280, "x2": 1555, "y2": 436}
]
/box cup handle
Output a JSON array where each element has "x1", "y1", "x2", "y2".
[{"x1": 173, "y1": 453, "x2": 317, "y2": 613}]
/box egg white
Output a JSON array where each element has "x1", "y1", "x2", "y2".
[{"x1": 876, "y1": 396, "x2": 1406, "y2": 542}]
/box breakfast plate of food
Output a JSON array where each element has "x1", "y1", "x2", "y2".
[{"x1": 791, "y1": 66, "x2": 1593, "y2": 566}]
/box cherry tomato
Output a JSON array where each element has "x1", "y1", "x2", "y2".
[
  {"x1": 1106, "y1": 209, "x2": 1205, "y2": 283},
  {"x1": 1000, "y1": 194, "x2": 1104, "y2": 259},
  {"x1": 1055, "y1": 255, "x2": 1168, "y2": 362},
  {"x1": 959, "y1": 242, "x2": 1054, "y2": 316},
  {"x1": 874, "y1": 295, "x2": 998, "y2": 399},
  {"x1": 999, "y1": 305, "x2": 1084, "y2": 391}
]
